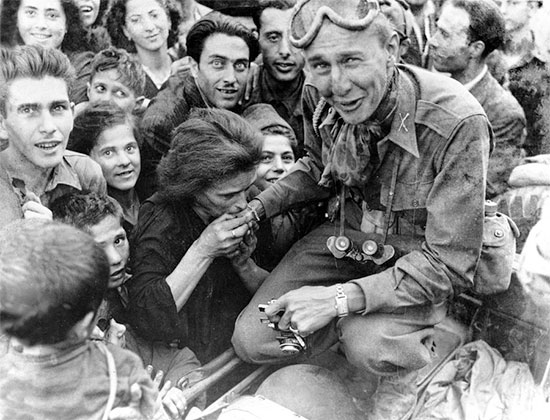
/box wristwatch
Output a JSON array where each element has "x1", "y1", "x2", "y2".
[{"x1": 334, "y1": 284, "x2": 349, "y2": 317}]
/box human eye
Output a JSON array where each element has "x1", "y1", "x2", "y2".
[
  {"x1": 261, "y1": 153, "x2": 273, "y2": 163},
  {"x1": 46, "y1": 10, "x2": 61, "y2": 20},
  {"x1": 24, "y1": 8, "x2": 37, "y2": 17},
  {"x1": 103, "y1": 149, "x2": 113, "y2": 157},
  {"x1": 128, "y1": 15, "x2": 140, "y2": 24},
  {"x1": 94, "y1": 84, "x2": 106, "y2": 93},
  {"x1": 114, "y1": 233, "x2": 127, "y2": 246},
  {"x1": 234, "y1": 61, "x2": 248, "y2": 72},
  {"x1": 282, "y1": 153, "x2": 295, "y2": 163},
  {"x1": 211, "y1": 58, "x2": 224, "y2": 69},
  {"x1": 126, "y1": 143, "x2": 137, "y2": 152},
  {"x1": 52, "y1": 103, "x2": 69, "y2": 113},
  {"x1": 310, "y1": 61, "x2": 330, "y2": 75},
  {"x1": 267, "y1": 33, "x2": 280, "y2": 43},
  {"x1": 343, "y1": 56, "x2": 361, "y2": 67},
  {"x1": 115, "y1": 89, "x2": 128, "y2": 98},
  {"x1": 18, "y1": 104, "x2": 38, "y2": 116}
]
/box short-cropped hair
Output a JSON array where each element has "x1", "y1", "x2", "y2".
[
  {"x1": 450, "y1": 0, "x2": 505, "y2": 57},
  {"x1": 69, "y1": 102, "x2": 138, "y2": 155},
  {"x1": 253, "y1": 0, "x2": 297, "y2": 31},
  {"x1": 0, "y1": 45, "x2": 75, "y2": 117},
  {"x1": 0, "y1": 219, "x2": 109, "y2": 346},
  {"x1": 186, "y1": 12, "x2": 260, "y2": 64},
  {"x1": 90, "y1": 47, "x2": 146, "y2": 97},
  {"x1": 157, "y1": 108, "x2": 263, "y2": 202},
  {"x1": 107, "y1": 0, "x2": 182, "y2": 54},
  {"x1": 50, "y1": 191, "x2": 124, "y2": 233},
  {"x1": 261, "y1": 125, "x2": 299, "y2": 156}
]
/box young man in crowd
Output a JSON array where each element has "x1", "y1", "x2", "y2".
[
  {"x1": 234, "y1": 0, "x2": 491, "y2": 418},
  {"x1": 138, "y1": 12, "x2": 259, "y2": 199},
  {"x1": 248, "y1": 0, "x2": 308, "y2": 156},
  {"x1": 430, "y1": 0, "x2": 526, "y2": 197},
  {"x1": 0, "y1": 45, "x2": 106, "y2": 221}
]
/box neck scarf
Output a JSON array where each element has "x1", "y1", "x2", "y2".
[{"x1": 319, "y1": 68, "x2": 399, "y2": 188}]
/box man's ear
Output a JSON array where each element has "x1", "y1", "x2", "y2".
[
  {"x1": 86, "y1": 81, "x2": 92, "y2": 100},
  {"x1": 386, "y1": 32, "x2": 401, "y2": 66},
  {"x1": 0, "y1": 114, "x2": 9, "y2": 152},
  {"x1": 469, "y1": 40, "x2": 485, "y2": 60},
  {"x1": 69, "y1": 311, "x2": 96, "y2": 341},
  {"x1": 189, "y1": 57, "x2": 199, "y2": 78}
]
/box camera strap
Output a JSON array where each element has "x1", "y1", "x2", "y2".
[{"x1": 338, "y1": 146, "x2": 401, "y2": 245}]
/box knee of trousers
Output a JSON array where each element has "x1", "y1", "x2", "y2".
[{"x1": 338, "y1": 316, "x2": 389, "y2": 374}]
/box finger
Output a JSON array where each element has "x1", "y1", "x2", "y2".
[
  {"x1": 146, "y1": 365, "x2": 154, "y2": 377},
  {"x1": 153, "y1": 370, "x2": 165, "y2": 388},
  {"x1": 128, "y1": 383, "x2": 142, "y2": 408},
  {"x1": 159, "y1": 379, "x2": 171, "y2": 400},
  {"x1": 90, "y1": 325, "x2": 105, "y2": 340},
  {"x1": 264, "y1": 298, "x2": 285, "y2": 320}
]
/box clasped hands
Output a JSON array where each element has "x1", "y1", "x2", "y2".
[{"x1": 195, "y1": 207, "x2": 260, "y2": 264}]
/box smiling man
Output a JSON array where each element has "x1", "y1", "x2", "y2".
[
  {"x1": 247, "y1": 0, "x2": 307, "y2": 156},
  {"x1": 233, "y1": 0, "x2": 492, "y2": 418},
  {"x1": 0, "y1": 45, "x2": 106, "y2": 221},
  {"x1": 430, "y1": 0, "x2": 526, "y2": 197},
  {"x1": 138, "y1": 12, "x2": 259, "y2": 199}
]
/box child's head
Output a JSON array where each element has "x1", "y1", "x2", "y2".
[
  {"x1": 87, "y1": 47, "x2": 146, "y2": 112},
  {"x1": 50, "y1": 192, "x2": 130, "y2": 289},
  {"x1": 70, "y1": 102, "x2": 141, "y2": 193},
  {"x1": 243, "y1": 103, "x2": 297, "y2": 191},
  {"x1": 0, "y1": 219, "x2": 109, "y2": 346}
]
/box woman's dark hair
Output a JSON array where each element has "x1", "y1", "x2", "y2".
[
  {"x1": 92, "y1": 0, "x2": 111, "y2": 29},
  {"x1": 69, "y1": 102, "x2": 138, "y2": 155},
  {"x1": 157, "y1": 108, "x2": 263, "y2": 202},
  {"x1": 186, "y1": 12, "x2": 260, "y2": 63},
  {"x1": 107, "y1": 0, "x2": 182, "y2": 53},
  {"x1": 0, "y1": 0, "x2": 91, "y2": 53}
]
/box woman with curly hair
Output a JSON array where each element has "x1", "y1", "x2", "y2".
[
  {"x1": 0, "y1": 0, "x2": 98, "y2": 103},
  {"x1": 74, "y1": 0, "x2": 112, "y2": 51},
  {"x1": 0, "y1": 0, "x2": 91, "y2": 53},
  {"x1": 107, "y1": 0, "x2": 182, "y2": 99}
]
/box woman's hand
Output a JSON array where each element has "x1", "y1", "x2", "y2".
[
  {"x1": 195, "y1": 213, "x2": 251, "y2": 259},
  {"x1": 230, "y1": 228, "x2": 258, "y2": 268}
]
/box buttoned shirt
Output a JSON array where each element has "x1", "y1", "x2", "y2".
[
  {"x1": 254, "y1": 64, "x2": 491, "y2": 314},
  {"x1": 1, "y1": 150, "x2": 106, "y2": 210}
]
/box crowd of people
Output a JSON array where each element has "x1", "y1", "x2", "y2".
[{"x1": 0, "y1": 0, "x2": 549, "y2": 419}]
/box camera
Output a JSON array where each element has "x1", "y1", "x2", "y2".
[{"x1": 258, "y1": 301, "x2": 307, "y2": 354}]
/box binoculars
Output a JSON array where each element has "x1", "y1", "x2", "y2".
[{"x1": 326, "y1": 235, "x2": 395, "y2": 265}]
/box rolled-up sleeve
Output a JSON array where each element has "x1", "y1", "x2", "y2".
[{"x1": 127, "y1": 201, "x2": 187, "y2": 342}]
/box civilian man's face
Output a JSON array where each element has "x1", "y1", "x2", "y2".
[
  {"x1": 494, "y1": 0, "x2": 533, "y2": 33},
  {"x1": 259, "y1": 8, "x2": 305, "y2": 83},
  {"x1": 0, "y1": 76, "x2": 73, "y2": 171},
  {"x1": 430, "y1": 5, "x2": 472, "y2": 76},
  {"x1": 87, "y1": 69, "x2": 138, "y2": 112},
  {"x1": 305, "y1": 22, "x2": 398, "y2": 125},
  {"x1": 192, "y1": 33, "x2": 250, "y2": 109}
]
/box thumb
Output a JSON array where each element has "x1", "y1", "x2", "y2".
[{"x1": 128, "y1": 382, "x2": 142, "y2": 408}]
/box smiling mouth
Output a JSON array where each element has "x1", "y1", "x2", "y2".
[
  {"x1": 36, "y1": 141, "x2": 61, "y2": 150},
  {"x1": 218, "y1": 88, "x2": 238, "y2": 96},
  {"x1": 266, "y1": 176, "x2": 281, "y2": 184},
  {"x1": 80, "y1": 5, "x2": 93, "y2": 13},
  {"x1": 335, "y1": 98, "x2": 363, "y2": 113},
  {"x1": 274, "y1": 62, "x2": 295, "y2": 72},
  {"x1": 31, "y1": 33, "x2": 52, "y2": 40}
]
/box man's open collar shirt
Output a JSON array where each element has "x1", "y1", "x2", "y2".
[{"x1": 255, "y1": 64, "x2": 492, "y2": 314}]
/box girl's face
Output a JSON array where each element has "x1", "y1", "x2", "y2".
[
  {"x1": 75, "y1": 0, "x2": 101, "y2": 28},
  {"x1": 17, "y1": 0, "x2": 67, "y2": 50},
  {"x1": 90, "y1": 123, "x2": 141, "y2": 192},
  {"x1": 122, "y1": 0, "x2": 170, "y2": 53},
  {"x1": 255, "y1": 134, "x2": 295, "y2": 191}
]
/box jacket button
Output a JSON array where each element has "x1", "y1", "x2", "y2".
[
  {"x1": 412, "y1": 199, "x2": 420, "y2": 207},
  {"x1": 494, "y1": 229, "x2": 504, "y2": 238}
]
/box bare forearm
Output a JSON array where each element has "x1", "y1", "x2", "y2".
[
  {"x1": 233, "y1": 258, "x2": 270, "y2": 293},
  {"x1": 165, "y1": 241, "x2": 213, "y2": 311}
]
